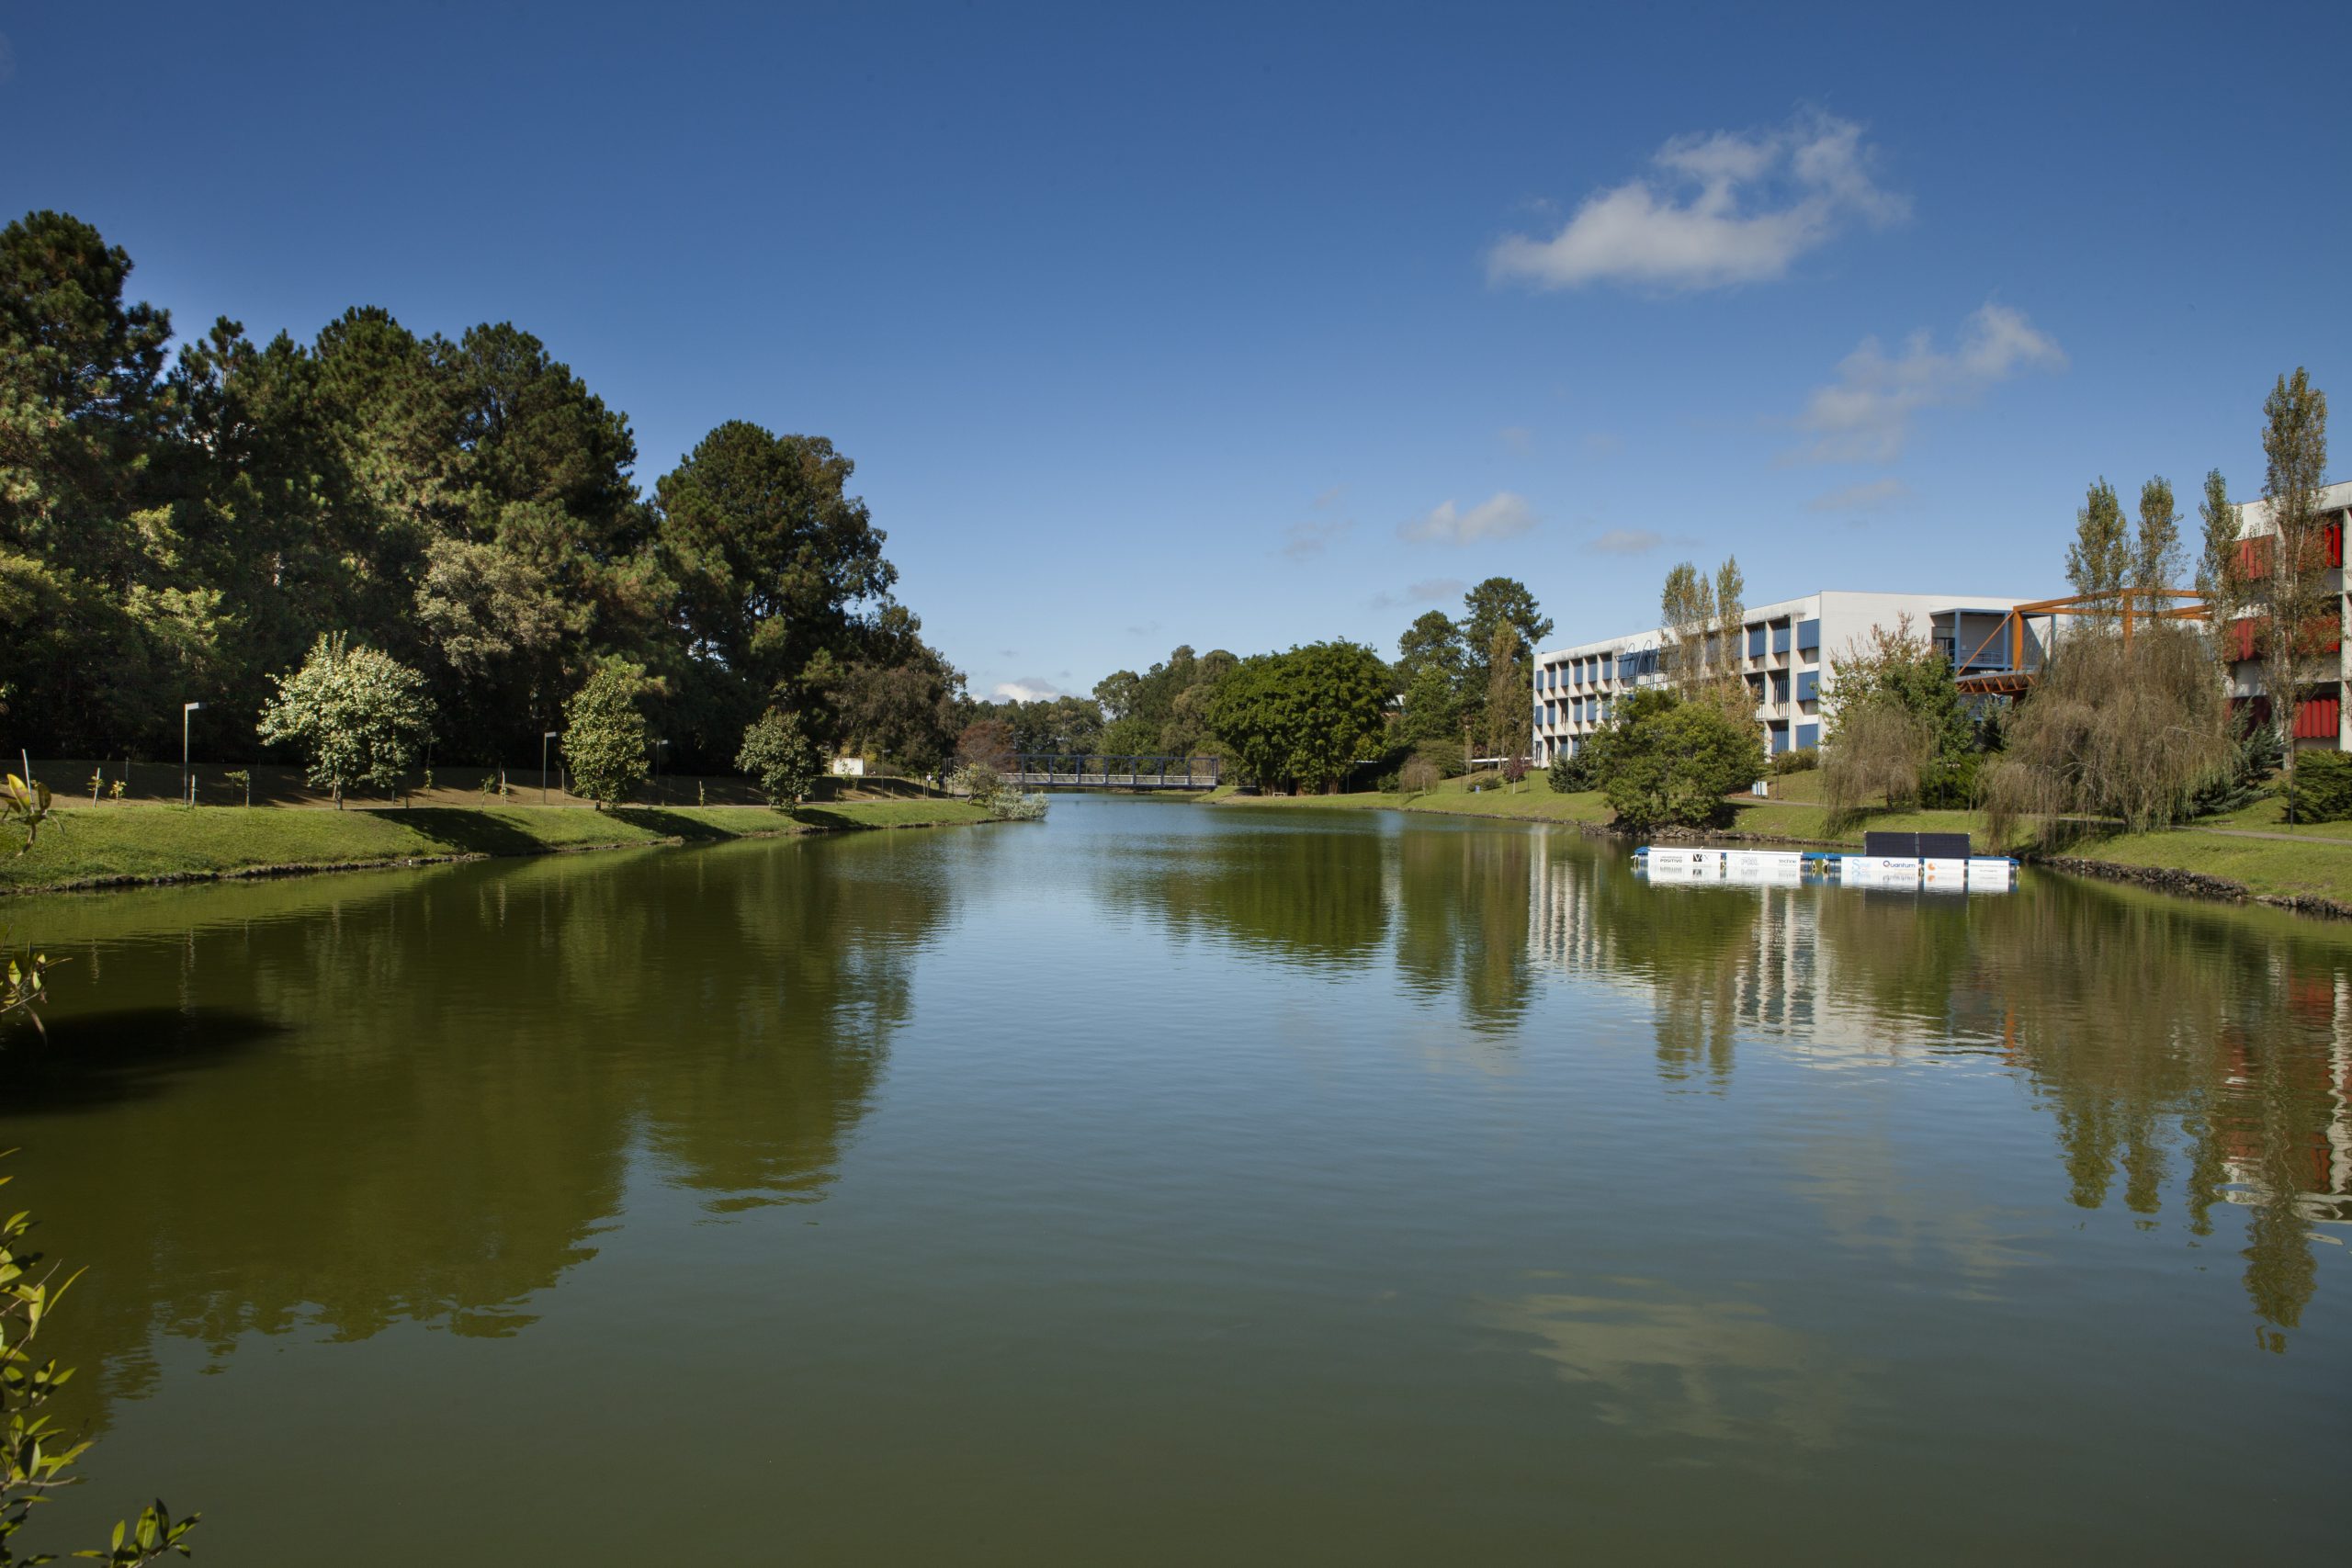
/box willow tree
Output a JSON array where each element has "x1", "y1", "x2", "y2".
[
  {"x1": 2256, "y1": 368, "x2": 2332, "y2": 818},
  {"x1": 1980, "y1": 623, "x2": 2233, "y2": 844}
]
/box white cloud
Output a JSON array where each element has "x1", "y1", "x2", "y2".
[
  {"x1": 1370, "y1": 577, "x2": 1468, "y2": 611},
  {"x1": 1312, "y1": 484, "x2": 1346, "y2": 509},
  {"x1": 1280, "y1": 516, "x2": 1353, "y2": 559},
  {"x1": 993, "y1": 679, "x2": 1064, "y2": 703},
  {"x1": 1794, "y1": 303, "x2": 2065, "y2": 464},
  {"x1": 1490, "y1": 110, "x2": 1905, "y2": 291},
  {"x1": 1585, "y1": 527, "x2": 1665, "y2": 556},
  {"x1": 1498, "y1": 424, "x2": 1532, "y2": 453},
  {"x1": 1807, "y1": 478, "x2": 1911, "y2": 513},
  {"x1": 1398, "y1": 491, "x2": 1536, "y2": 546}
]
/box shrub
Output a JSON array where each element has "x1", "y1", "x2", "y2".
[
  {"x1": 254, "y1": 632, "x2": 435, "y2": 807},
  {"x1": 2188, "y1": 711, "x2": 2282, "y2": 818},
  {"x1": 1548, "y1": 749, "x2": 1594, "y2": 793},
  {"x1": 1502, "y1": 756, "x2": 1529, "y2": 786},
  {"x1": 1770, "y1": 746, "x2": 1818, "y2": 776},
  {"x1": 1586, "y1": 688, "x2": 1766, "y2": 833},
  {"x1": 949, "y1": 762, "x2": 1046, "y2": 820},
  {"x1": 561, "y1": 663, "x2": 654, "y2": 810},
  {"x1": 2295, "y1": 750, "x2": 2352, "y2": 822},
  {"x1": 737, "y1": 709, "x2": 821, "y2": 807},
  {"x1": 1399, "y1": 756, "x2": 1442, "y2": 794}
]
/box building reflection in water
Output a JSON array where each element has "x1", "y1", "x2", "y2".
[{"x1": 1531, "y1": 840, "x2": 2352, "y2": 1348}]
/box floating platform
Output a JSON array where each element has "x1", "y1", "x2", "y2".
[{"x1": 1634, "y1": 846, "x2": 2018, "y2": 891}]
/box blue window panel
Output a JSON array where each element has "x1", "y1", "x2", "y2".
[
  {"x1": 1770, "y1": 674, "x2": 1789, "y2": 703},
  {"x1": 1795, "y1": 671, "x2": 1818, "y2": 702},
  {"x1": 1747, "y1": 626, "x2": 1766, "y2": 657},
  {"x1": 1796, "y1": 722, "x2": 1819, "y2": 748},
  {"x1": 1796, "y1": 618, "x2": 1820, "y2": 650},
  {"x1": 1772, "y1": 625, "x2": 1791, "y2": 653},
  {"x1": 1769, "y1": 725, "x2": 1790, "y2": 753}
]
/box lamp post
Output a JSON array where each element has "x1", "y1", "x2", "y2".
[
  {"x1": 542, "y1": 730, "x2": 560, "y2": 804},
  {"x1": 182, "y1": 702, "x2": 202, "y2": 806},
  {"x1": 652, "y1": 739, "x2": 669, "y2": 805}
]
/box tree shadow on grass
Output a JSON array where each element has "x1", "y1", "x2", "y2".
[
  {"x1": 781, "y1": 805, "x2": 886, "y2": 832},
  {"x1": 365, "y1": 807, "x2": 548, "y2": 857},
  {"x1": 608, "y1": 807, "x2": 783, "y2": 842},
  {"x1": 3, "y1": 1007, "x2": 287, "y2": 1112}
]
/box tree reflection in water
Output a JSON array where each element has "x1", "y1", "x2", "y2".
[
  {"x1": 1534, "y1": 840, "x2": 2352, "y2": 1348},
  {"x1": 0, "y1": 832, "x2": 954, "y2": 1429}
]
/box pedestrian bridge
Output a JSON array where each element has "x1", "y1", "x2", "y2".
[{"x1": 1010, "y1": 754, "x2": 1221, "y2": 789}]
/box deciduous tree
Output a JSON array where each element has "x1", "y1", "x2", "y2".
[
  {"x1": 736, "y1": 708, "x2": 821, "y2": 807},
  {"x1": 2256, "y1": 367, "x2": 2332, "y2": 818},
  {"x1": 561, "y1": 663, "x2": 654, "y2": 810},
  {"x1": 254, "y1": 634, "x2": 434, "y2": 807}
]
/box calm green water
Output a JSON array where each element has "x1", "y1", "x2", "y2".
[{"x1": 2, "y1": 795, "x2": 2346, "y2": 1562}]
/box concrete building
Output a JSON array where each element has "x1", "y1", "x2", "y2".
[
  {"x1": 1531, "y1": 590, "x2": 2041, "y2": 764},
  {"x1": 2226, "y1": 479, "x2": 2352, "y2": 750}
]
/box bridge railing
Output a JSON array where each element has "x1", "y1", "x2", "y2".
[{"x1": 1007, "y1": 755, "x2": 1221, "y2": 787}]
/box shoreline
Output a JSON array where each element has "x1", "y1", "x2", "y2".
[
  {"x1": 0, "y1": 800, "x2": 997, "y2": 898},
  {"x1": 1205, "y1": 788, "x2": 2352, "y2": 921}
]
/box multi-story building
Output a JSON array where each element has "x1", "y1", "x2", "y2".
[
  {"x1": 1531, "y1": 590, "x2": 2041, "y2": 764},
  {"x1": 2226, "y1": 479, "x2": 2352, "y2": 750}
]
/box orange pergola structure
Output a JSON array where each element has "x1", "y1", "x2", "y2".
[{"x1": 1950, "y1": 588, "x2": 2212, "y2": 696}]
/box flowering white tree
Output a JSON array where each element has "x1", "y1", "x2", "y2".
[{"x1": 256, "y1": 634, "x2": 435, "y2": 807}]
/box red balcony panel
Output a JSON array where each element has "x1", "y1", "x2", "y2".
[
  {"x1": 2230, "y1": 617, "x2": 2257, "y2": 660},
  {"x1": 2330, "y1": 518, "x2": 2346, "y2": 569},
  {"x1": 2293, "y1": 695, "x2": 2341, "y2": 740},
  {"x1": 2238, "y1": 535, "x2": 2271, "y2": 580}
]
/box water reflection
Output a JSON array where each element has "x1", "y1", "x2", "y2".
[
  {"x1": 1535, "y1": 842, "x2": 2352, "y2": 1348},
  {"x1": 1482, "y1": 1279, "x2": 1861, "y2": 1451},
  {"x1": 0, "y1": 832, "x2": 952, "y2": 1423}
]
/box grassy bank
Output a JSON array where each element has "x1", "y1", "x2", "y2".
[
  {"x1": 1211, "y1": 770, "x2": 2352, "y2": 909},
  {"x1": 0, "y1": 799, "x2": 995, "y2": 895}
]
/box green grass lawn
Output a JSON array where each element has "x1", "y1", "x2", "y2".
[{"x1": 0, "y1": 799, "x2": 995, "y2": 894}]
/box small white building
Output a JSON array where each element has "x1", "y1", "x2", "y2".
[
  {"x1": 829, "y1": 756, "x2": 866, "y2": 777},
  {"x1": 1531, "y1": 590, "x2": 2041, "y2": 763}
]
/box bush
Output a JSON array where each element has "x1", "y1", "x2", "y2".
[
  {"x1": 1586, "y1": 688, "x2": 1766, "y2": 833},
  {"x1": 2188, "y1": 712, "x2": 2282, "y2": 818},
  {"x1": 1502, "y1": 756, "x2": 1529, "y2": 785},
  {"x1": 737, "y1": 709, "x2": 820, "y2": 807},
  {"x1": 2294, "y1": 750, "x2": 2352, "y2": 822},
  {"x1": 254, "y1": 632, "x2": 434, "y2": 807},
  {"x1": 1918, "y1": 752, "x2": 1980, "y2": 811},
  {"x1": 949, "y1": 762, "x2": 1048, "y2": 821},
  {"x1": 1548, "y1": 749, "x2": 1594, "y2": 793},
  {"x1": 562, "y1": 663, "x2": 653, "y2": 809},
  {"x1": 1398, "y1": 756, "x2": 1442, "y2": 794},
  {"x1": 1770, "y1": 746, "x2": 1818, "y2": 775}
]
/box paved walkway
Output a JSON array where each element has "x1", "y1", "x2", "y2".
[{"x1": 2188, "y1": 826, "x2": 2352, "y2": 845}]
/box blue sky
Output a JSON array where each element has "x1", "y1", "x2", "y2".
[{"x1": 6, "y1": 1, "x2": 2347, "y2": 698}]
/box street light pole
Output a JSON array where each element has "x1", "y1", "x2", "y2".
[
  {"x1": 652, "y1": 739, "x2": 669, "y2": 805},
  {"x1": 542, "y1": 730, "x2": 560, "y2": 804},
  {"x1": 182, "y1": 702, "x2": 202, "y2": 806}
]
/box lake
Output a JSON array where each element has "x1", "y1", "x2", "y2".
[{"x1": 2, "y1": 795, "x2": 2346, "y2": 1562}]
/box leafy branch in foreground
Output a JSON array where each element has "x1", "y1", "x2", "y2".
[
  {"x1": 2, "y1": 778, "x2": 57, "y2": 859},
  {"x1": 2, "y1": 1154, "x2": 198, "y2": 1565}
]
